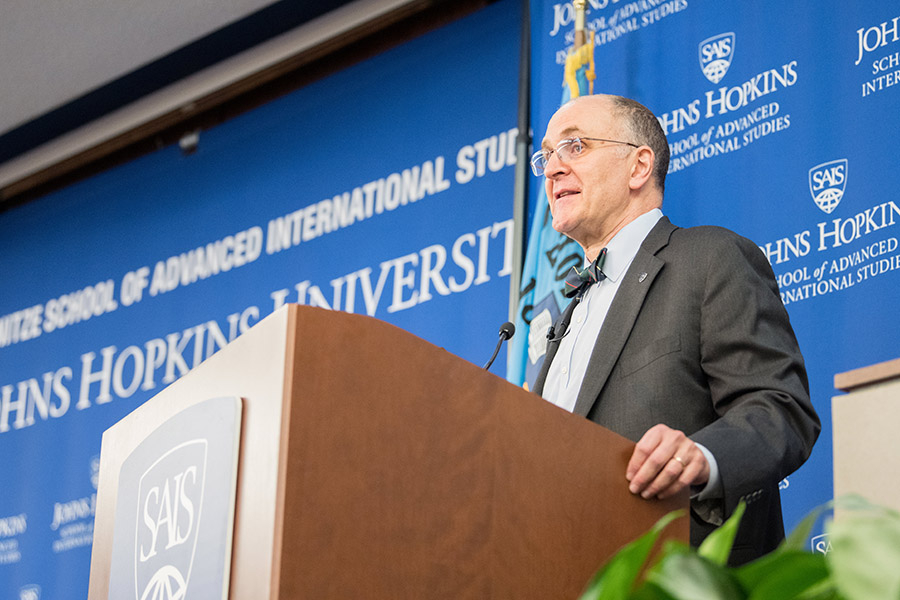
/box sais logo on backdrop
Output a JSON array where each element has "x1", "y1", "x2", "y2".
[
  {"x1": 699, "y1": 32, "x2": 735, "y2": 84},
  {"x1": 809, "y1": 159, "x2": 848, "y2": 214},
  {"x1": 811, "y1": 534, "x2": 832, "y2": 555},
  {"x1": 18, "y1": 585, "x2": 40, "y2": 600},
  {"x1": 135, "y1": 440, "x2": 207, "y2": 600}
]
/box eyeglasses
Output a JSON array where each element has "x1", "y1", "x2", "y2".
[{"x1": 530, "y1": 136, "x2": 639, "y2": 176}]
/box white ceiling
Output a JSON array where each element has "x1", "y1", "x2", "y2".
[{"x1": 0, "y1": 0, "x2": 279, "y2": 136}]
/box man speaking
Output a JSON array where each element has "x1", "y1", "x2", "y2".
[{"x1": 530, "y1": 94, "x2": 820, "y2": 565}]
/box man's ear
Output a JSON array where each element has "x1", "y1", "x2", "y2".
[{"x1": 628, "y1": 146, "x2": 655, "y2": 190}]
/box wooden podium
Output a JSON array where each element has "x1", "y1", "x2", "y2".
[
  {"x1": 88, "y1": 305, "x2": 686, "y2": 599},
  {"x1": 833, "y1": 357, "x2": 900, "y2": 516}
]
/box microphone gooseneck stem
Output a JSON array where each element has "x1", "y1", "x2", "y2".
[
  {"x1": 483, "y1": 322, "x2": 515, "y2": 371},
  {"x1": 483, "y1": 337, "x2": 505, "y2": 370}
]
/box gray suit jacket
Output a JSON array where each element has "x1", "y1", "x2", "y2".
[{"x1": 533, "y1": 217, "x2": 820, "y2": 565}]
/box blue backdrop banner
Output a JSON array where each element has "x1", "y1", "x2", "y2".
[
  {"x1": 0, "y1": 1, "x2": 519, "y2": 596},
  {"x1": 523, "y1": 0, "x2": 900, "y2": 546}
]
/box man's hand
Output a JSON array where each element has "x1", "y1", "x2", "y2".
[{"x1": 626, "y1": 424, "x2": 710, "y2": 500}]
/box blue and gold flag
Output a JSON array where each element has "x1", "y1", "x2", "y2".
[{"x1": 507, "y1": 2, "x2": 595, "y2": 388}]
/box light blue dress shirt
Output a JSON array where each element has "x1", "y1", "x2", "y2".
[{"x1": 541, "y1": 208, "x2": 722, "y2": 501}]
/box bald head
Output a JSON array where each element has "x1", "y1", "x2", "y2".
[
  {"x1": 562, "y1": 94, "x2": 670, "y2": 194},
  {"x1": 541, "y1": 93, "x2": 668, "y2": 254}
]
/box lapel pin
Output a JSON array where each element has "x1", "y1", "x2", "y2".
[{"x1": 638, "y1": 272, "x2": 647, "y2": 283}]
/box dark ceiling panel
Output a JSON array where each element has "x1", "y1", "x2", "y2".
[{"x1": 0, "y1": 0, "x2": 351, "y2": 164}]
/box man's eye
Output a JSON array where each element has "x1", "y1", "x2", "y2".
[{"x1": 571, "y1": 140, "x2": 584, "y2": 154}]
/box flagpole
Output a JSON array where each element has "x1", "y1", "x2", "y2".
[
  {"x1": 574, "y1": 0, "x2": 586, "y2": 47},
  {"x1": 508, "y1": 0, "x2": 531, "y2": 325}
]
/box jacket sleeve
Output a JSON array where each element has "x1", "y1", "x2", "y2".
[{"x1": 688, "y1": 231, "x2": 820, "y2": 519}]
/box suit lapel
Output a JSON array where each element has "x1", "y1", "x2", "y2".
[{"x1": 571, "y1": 218, "x2": 676, "y2": 417}]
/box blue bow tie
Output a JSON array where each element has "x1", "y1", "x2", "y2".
[{"x1": 563, "y1": 248, "x2": 607, "y2": 298}]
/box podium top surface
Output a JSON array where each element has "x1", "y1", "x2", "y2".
[{"x1": 834, "y1": 356, "x2": 900, "y2": 392}]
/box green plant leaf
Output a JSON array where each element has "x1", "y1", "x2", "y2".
[
  {"x1": 630, "y1": 582, "x2": 677, "y2": 600},
  {"x1": 644, "y1": 549, "x2": 744, "y2": 600},
  {"x1": 698, "y1": 501, "x2": 746, "y2": 566},
  {"x1": 577, "y1": 510, "x2": 684, "y2": 600},
  {"x1": 734, "y1": 549, "x2": 829, "y2": 600},
  {"x1": 827, "y1": 503, "x2": 900, "y2": 600},
  {"x1": 793, "y1": 577, "x2": 844, "y2": 600}
]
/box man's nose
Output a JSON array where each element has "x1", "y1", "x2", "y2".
[{"x1": 544, "y1": 150, "x2": 569, "y2": 178}]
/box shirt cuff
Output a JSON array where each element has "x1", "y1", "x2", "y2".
[
  {"x1": 691, "y1": 442, "x2": 723, "y2": 501},
  {"x1": 690, "y1": 442, "x2": 725, "y2": 526}
]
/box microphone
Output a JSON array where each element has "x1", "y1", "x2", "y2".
[
  {"x1": 546, "y1": 324, "x2": 569, "y2": 343},
  {"x1": 483, "y1": 321, "x2": 515, "y2": 371}
]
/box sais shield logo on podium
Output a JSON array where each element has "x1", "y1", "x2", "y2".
[
  {"x1": 699, "y1": 33, "x2": 735, "y2": 84},
  {"x1": 134, "y1": 440, "x2": 207, "y2": 600},
  {"x1": 809, "y1": 159, "x2": 848, "y2": 214},
  {"x1": 107, "y1": 397, "x2": 240, "y2": 600}
]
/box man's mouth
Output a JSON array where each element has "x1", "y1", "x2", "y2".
[{"x1": 555, "y1": 190, "x2": 580, "y2": 200}]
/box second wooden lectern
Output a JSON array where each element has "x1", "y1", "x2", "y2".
[{"x1": 88, "y1": 305, "x2": 686, "y2": 599}]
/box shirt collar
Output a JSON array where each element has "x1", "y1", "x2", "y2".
[{"x1": 585, "y1": 208, "x2": 663, "y2": 283}]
